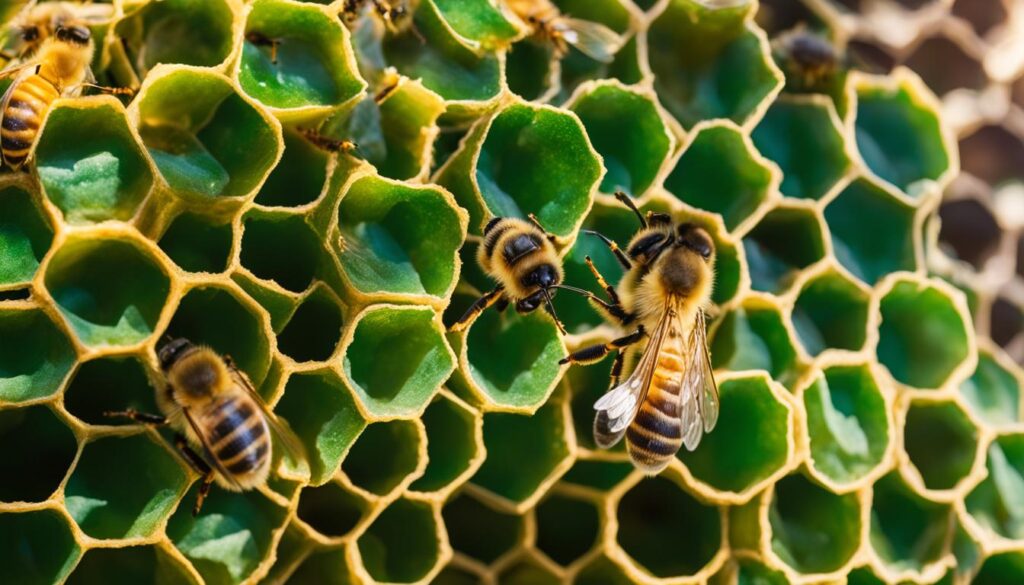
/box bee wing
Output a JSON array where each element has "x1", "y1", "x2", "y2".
[
  {"x1": 679, "y1": 310, "x2": 719, "y2": 451},
  {"x1": 696, "y1": 310, "x2": 720, "y2": 432},
  {"x1": 558, "y1": 18, "x2": 622, "y2": 63},
  {"x1": 229, "y1": 366, "x2": 309, "y2": 468},
  {"x1": 181, "y1": 407, "x2": 244, "y2": 490}
]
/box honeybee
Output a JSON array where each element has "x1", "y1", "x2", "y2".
[
  {"x1": 2, "y1": 1, "x2": 113, "y2": 64},
  {"x1": 107, "y1": 338, "x2": 306, "y2": 515},
  {"x1": 559, "y1": 193, "x2": 719, "y2": 473},
  {"x1": 245, "y1": 31, "x2": 280, "y2": 65},
  {"x1": 504, "y1": 0, "x2": 623, "y2": 63},
  {"x1": 449, "y1": 215, "x2": 571, "y2": 335},
  {"x1": 299, "y1": 127, "x2": 358, "y2": 156},
  {"x1": 772, "y1": 25, "x2": 843, "y2": 91}
]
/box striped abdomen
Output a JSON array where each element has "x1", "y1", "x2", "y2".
[
  {"x1": 1, "y1": 75, "x2": 58, "y2": 169},
  {"x1": 626, "y1": 334, "x2": 685, "y2": 473},
  {"x1": 203, "y1": 395, "x2": 271, "y2": 488}
]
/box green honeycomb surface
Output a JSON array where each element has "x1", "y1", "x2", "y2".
[{"x1": 0, "y1": 0, "x2": 1019, "y2": 584}]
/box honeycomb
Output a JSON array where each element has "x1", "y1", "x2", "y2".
[{"x1": 0, "y1": 0, "x2": 1019, "y2": 583}]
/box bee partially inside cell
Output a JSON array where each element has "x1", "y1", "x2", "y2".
[{"x1": 503, "y1": 0, "x2": 623, "y2": 63}]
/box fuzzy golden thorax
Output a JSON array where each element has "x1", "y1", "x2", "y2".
[
  {"x1": 35, "y1": 32, "x2": 93, "y2": 92},
  {"x1": 163, "y1": 346, "x2": 234, "y2": 408}
]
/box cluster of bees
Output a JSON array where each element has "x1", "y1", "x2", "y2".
[{"x1": 0, "y1": 0, "x2": 846, "y2": 515}]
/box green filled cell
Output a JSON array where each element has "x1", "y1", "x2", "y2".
[
  {"x1": 342, "y1": 419, "x2": 422, "y2": 496},
  {"x1": 744, "y1": 206, "x2": 826, "y2": 293},
  {"x1": 903, "y1": 400, "x2": 979, "y2": 491},
  {"x1": 792, "y1": 269, "x2": 870, "y2": 356},
  {"x1": 959, "y1": 349, "x2": 1021, "y2": 427},
  {"x1": 869, "y1": 473, "x2": 951, "y2": 573},
  {"x1": 409, "y1": 394, "x2": 480, "y2": 494},
  {"x1": 158, "y1": 212, "x2": 234, "y2": 274},
  {"x1": 0, "y1": 307, "x2": 75, "y2": 402},
  {"x1": 769, "y1": 473, "x2": 861, "y2": 574},
  {"x1": 117, "y1": 0, "x2": 236, "y2": 71},
  {"x1": 710, "y1": 302, "x2": 798, "y2": 383},
  {"x1": 966, "y1": 433, "x2": 1024, "y2": 540},
  {"x1": 0, "y1": 510, "x2": 80, "y2": 585},
  {"x1": 357, "y1": 498, "x2": 440, "y2": 583},
  {"x1": 0, "y1": 186, "x2": 53, "y2": 286}
]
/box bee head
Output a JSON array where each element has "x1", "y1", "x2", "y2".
[
  {"x1": 20, "y1": 25, "x2": 39, "y2": 43},
  {"x1": 676, "y1": 223, "x2": 714, "y2": 261},
  {"x1": 522, "y1": 262, "x2": 558, "y2": 290},
  {"x1": 55, "y1": 23, "x2": 91, "y2": 46},
  {"x1": 158, "y1": 337, "x2": 195, "y2": 372}
]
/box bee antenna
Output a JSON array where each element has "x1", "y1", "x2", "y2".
[
  {"x1": 551, "y1": 284, "x2": 593, "y2": 298},
  {"x1": 613, "y1": 191, "x2": 647, "y2": 228},
  {"x1": 541, "y1": 287, "x2": 567, "y2": 335}
]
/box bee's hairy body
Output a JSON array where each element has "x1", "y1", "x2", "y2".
[{"x1": 479, "y1": 217, "x2": 563, "y2": 305}]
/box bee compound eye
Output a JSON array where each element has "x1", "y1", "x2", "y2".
[{"x1": 21, "y1": 26, "x2": 39, "y2": 42}]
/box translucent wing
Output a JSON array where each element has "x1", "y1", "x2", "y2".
[
  {"x1": 228, "y1": 365, "x2": 308, "y2": 467},
  {"x1": 558, "y1": 18, "x2": 622, "y2": 63},
  {"x1": 679, "y1": 310, "x2": 719, "y2": 451},
  {"x1": 696, "y1": 310, "x2": 720, "y2": 432},
  {"x1": 181, "y1": 407, "x2": 244, "y2": 490}
]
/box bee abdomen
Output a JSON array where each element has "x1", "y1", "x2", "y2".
[
  {"x1": 626, "y1": 358, "x2": 685, "y2": 473},
  {"x1": 1, "y1": 75, "x2": 56, "y2": 167},
  {"x1": 208, "y1": 400, "x2": 270, "y2": 477}
]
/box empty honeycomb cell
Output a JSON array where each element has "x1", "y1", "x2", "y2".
[
  {"x1": 133, "y1": 66, "x2": 282, "y2": 200},
  {"x1": 792, "y1": 268, "x2": 870, "y2": 356},
  {"x1": 255, "y1": 130, "x2": 330, "y2": 207},
  {"x1": 965, "y1": 433, "x2": 1024, "y2": 540},
  {"x1": 166, "y1": 484, "x2": 288, "y2": 585},
  {"x1": 0, "y1": 406, "x2": 76, "y2": 502},
  {"x1": 877, "y1": 278, "x2": 970, "y2": 389},
  {"x1": 974, "y1": 551, "x2": 1024, "y2": 583},
  {"x1": 505, "y1": 39, "x2": 555, "y2": 101},
  {"x1": 679, "y1": 374, "x2": 794, "y2": 496},
  {"x1": 274, "y1": 370, "x2": 367, "y2": 484},
  {"x1": 335, "y1": 174, "x2": 466, "y2": 299},
  {"x1": 458, "y1": 309, "x2": 564, "y2": 410},
  {"x1": 240, "y1": 212, "x2": 322, "y2": 293},
  {"x1": 296, "y1": 480, "x2": 371, "y2": 539},
  {"x1": 0, "y1": 306, "x2": 75, "y2": 402},
  {"x1": 342, "y1": 419, "x2": 423, "y2": 496},
  {"x1": 731, "y1": 558, "x2": 789, "y2": 583},
  {"x1": 952, "y1": 0, "x2": 1007, "y2": 36},
  {"x1": 938, "y1": 198, "x2": 1001, "y2": 271},
  {"x1": 276, "y1": 287, "x2": 344, "y2": 362},
  {"x1": 567, "y1": 81, "x2": 674, "y2": 197},
  {"x1": 436, "y1": 101, "x2": 602, "y2": 237},
  {"x1": 409, "y1": 393, "x2": 482, "y2": 494},
  {"x1": 158, "y1": 212, "x2": 234, "y2": 273},
  {"x1": 66, "y1": 545, "x2": 196, "y2": 585},
  {"x1": 751, "y1": 98, "x2": 851, "y2": 200},
  {"x1": 64, "y1": 433, "x2": 187, "y2": 540},
  {"x1": 769, "y1": 473, "x2": 862, "y2": 575},
  {"x1": 825, "y1": 178, "x2": 917, "y2": 285},
  {"x1": 0, "y1": 185, "x2": 53, "y2": 287},
  {"x1": 801, "y1": 365, "x2": 890, "y2": 487},
  {"x1": 903, "y1": 399, "x2": 980, "y2": 492},
  {"x1": 561, "y1": 459, "x2": 634, "y2": 492},
  {"x1": 664, "y1": 122, "x2": 776, "y2": 231},
  {"x1": 710, "y1": 300, "x2": 799, "y2": 383},
  {"x1": 852, "y1": 73, "x2": 952, "y2": 194},
  {"x1": 990, "y1": 297, "x2": 1022, "y2": 349},
  {"x1": 647, "y1": 0, "x2": 780, "y2": 128},
  {"x1": 342, "y1": 304, "x2": 453, "y2": 417},
  {"x1": 238, "y1": 0, "x2": 365, "y2": 113},
  {"x1": 869, "y1": 472, "x2": 951, "y2": 574},
  {"x1": 958, "y1": 125, "x2": 1024, "y2": 189},
  {"x1": 616, "y1": 475, "x2": 722, "y2": 578},
  {"x1": 63, "y1": 356, "x2": 158, "y2": 427},
  {"x1": 443, "y1": 491, "x2": 522, "y2": 565},
  {"x1": 534, "y1": 492, "x2": 600, "y2": 566},
  {"x1": 428, "y1": 0, "x2": 520, "y2": 46},
  {"x1": 496, "y1": 559, "x2": 561, "y2": 584},
  {"x1": 959, "y1": 349, "x2": 1021, "y2": 428},
  {"x1": 471, "y1": 399, "x2": 572, "y2": 509},
  {"x1": 117, "y1": 0, "x2": 237, "y2": 73},
  {"x1": 903, "y1": 35, "x2": 987, "y2": 96},
  {"x1": 35, "y1": 100, "x2": 154, "y2": 224},
  {"x1": 744, "y1": 206, "x2": 827, "y2": 293},
  {"x1": 0, "y1": 509, "x2": 80, "y2": 585},
  {"x1": 356, "y1": 497, "x2": 442, "y2": 583},
  {"x1": 43, "y1": 233, "x2": 171, "y2": 347}
]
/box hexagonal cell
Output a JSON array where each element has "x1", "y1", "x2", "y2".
[
  {"x1": 342, "y1": 419, "x2": 422, "y2": 496},
  {"x1": 36, "y1": 101, "x2": 153, "y2": 224},
  {"x1": 802, "y1": 365, "x2": 890, "y2": 487},
  {"x1": 966, "y1": 433, "x2": 1024, "y2": 540},
  {"x1": 648, "y1": 0, "x2": 780, "y2": 129},
  {"x1": 409, "y1": 393, "x2": 482, "y2": 494},
  {"x1": 751, "y1": 98, "x2": 851, "y2": 200},
  {"x1": 567, "y1": 82, "x2": 674, "y2": 197},
  {"x1": 471, "y1": 399, "x2": 572, "y2": 509},
  {"x1": 342, "y1": 304, "x2": 453, "y2": 418},
  {"x1": 428, "y1": 0, "x2": 520, "y2": 47},
  {"x1": 506, "y1": 38, "x2": 556, "y2": 101},
  {"x1": 744, "y1": 206, "x2": 826, "y2": 293},
  {"x1": 903, "y1": 35, "x2": 987, "y2": 96},
  {"x1": 167, "y1": 483, "x2": 288, "y2": 584},
  {"x1": 678, "y1": 375, "x2": 793, "y2": 496},
  {"x1": 617, "y1": 476, "x2": 721, "y2": 578},
  {"x1": 240, "y1": 211, "x2": 322, "y2": 294},
  {"x1": 877, "y1": 278, "x2": 970, "y2": 389},
  {"x1": 117, "y1": 0, "x2": 236, "y2": 73},
  {"x1": 357, "y1": 497, "x2": 442, "y2": 583},
  {"x1": 937, "y1": 198, "x2": 1001, "y2": 270},
  {"x1": 953, "y1": 0, "x2": 1008, "y2": 37},
  {"x1": 275, "y1": 370, "x2": 366, "y2": 485},
  {"x1": 67, "y1": 545, "x2": 195, "y2": 585},
  {"x1": 296, "y1": 480, "x2": 371, "y2": 539},
  {"x1": 825, "y1": 178, "x2": 917, "y2": 285},
  {"x1": 0, "y1": 306, "x2": 75, "y2": 402},
  {"x1": 158, "y1": 211, "x2": 233, "y2": 274},
  {"x1": 0, "y1": 185, "x2": 53, "y2": 287},
  {"x1": 870, "y1": 472, "x2": 951, "y2": 574},
  {"x1": 0, "y1": 509, "x2": 80, "y2": 585},
  {"x1": 497, "y1": 558, "x2": 561, "y2": 584},
  {"x1": 255, "y1": 130, "x2": 330, "y2": 207},
  {"x1": 974, "y1": 551, "x2": 1024, "y2": 583},
  {"x1": 853, "y1": 74, "x2": 952, "y2": 193},
  {"x1": 443, "y1": 491, "x2": 523, "y2": 565},
  {"x1": 769, "y1": 473, "x2": 861, "y2": 575},
  {"x1": 792, "y1": 268, "x2": 870, "y2": 356},
  {"x1": 903, "y1": 399, "x2": 980, "y2": 491},
  {"x1": 535, "y1": 491, "x2": 600, "y2": 567},
  {"x1": 665, "y1": 123, "x2": 775, "y2": 231},
  {"x1": 64, "y1": 433, "x2": 187, "y2": 540},
  {"x1": 959, "y1": 349, "x2": 1021, "y2": 428},
  {"x1": 133, "y1": 66, "x2": 281, "y2": 200},
  {"x1": 335, "y1": 174, "x2": 466, "y2": 299},
  {"x1": 959, "y1": 125, "x2": 1024, "y2": 188},
  {"x1": 277, "y1": 287, "x2": 344, "y2": 363},
  {"x1": 436, "y1": 102, "x2": 601, "y2": 237},
  {"x1": 991, "y1": 296, "x2": 1023, "y2": 349},
  {"x1": 44, "y1": 233, "x2": 171, "y2": 347},
  {"x1": 0, "y1": 405, "x2": 76, "y2": 503},
  {"x1": 561, "y1": 459, "x2": 634, "y2": 492},
  {"x1": 238, "y1": 0, "x2": 364, "y2": 112},
  {"x1": 710, "y1": 300, "x2": 799, "y2": 383},
  {"x1": 64, "y1": 356, "x2": 159, "y2": 427}
]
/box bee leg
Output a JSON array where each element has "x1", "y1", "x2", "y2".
[
  {"x1": 558, "y1": 326, "x2": 644, "y2": 366},
  {"x1": 527, "y1": 213, "x2": 557, "y2": 243},
  {"x1": 103, "y1": 408, "x2": 167, "y2": 426},
  {"x1": 80, "y1": 83, "x2": 136, "y2": 97},
  {"x1": 449, "y1": 286, "x2": 505, "y2": 333},
  {"x1": 193, "y1": 473, "x2": 216, "y2": 517},
  {"x1": 584, "y1": 255, "x2": 623, "y2": 304},
  {"x1": 582, "y1": 231, "x2": 631, "y2": 270},
  {"x1": 609, "y1": 350, "x2": 625, "y2": 388},
  {"x1": 299, "y1": 129, "x2": 359, "y2": 156}
]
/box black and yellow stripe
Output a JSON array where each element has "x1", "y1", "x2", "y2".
[
  {"x1": 207, "y1": 398, "x2": 270, "y2": 478},
  {"x1": 626, "y1": 345, "x2": 684, "y2": 473},
  {"x1": 1, "y1": 74, "x2": 57, "y2": 168}
]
